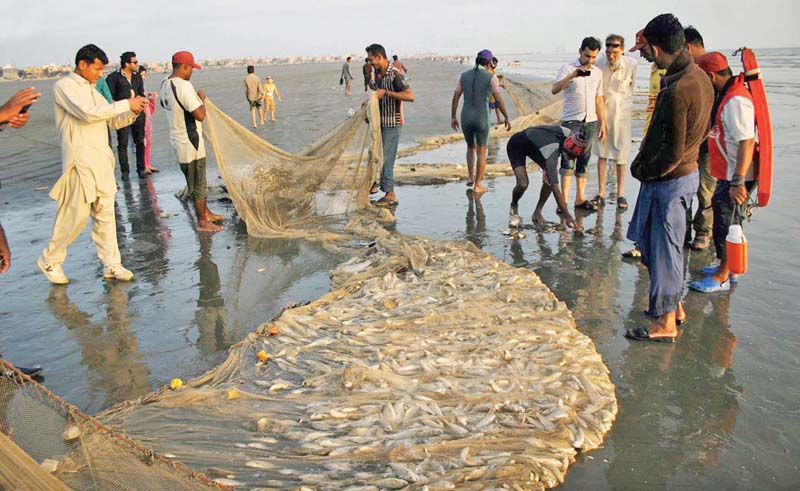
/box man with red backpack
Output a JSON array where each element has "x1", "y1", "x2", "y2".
[{"x1": 690, "y1": 52, "x2": 757, "y2": 292}]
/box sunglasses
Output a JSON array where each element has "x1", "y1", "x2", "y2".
[{"x1": 606, "y1": 43, "x2": 621, "y2": 48}]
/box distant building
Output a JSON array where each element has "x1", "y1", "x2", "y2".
[{"x1": 2, "y1": 65, "x2": 20, "y2": 80}]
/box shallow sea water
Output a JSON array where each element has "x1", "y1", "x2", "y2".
[{"x1": 0, "y1": 54, "x2": 798, "y2": 489}]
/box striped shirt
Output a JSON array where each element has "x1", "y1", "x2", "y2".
[{"x1": 374, "y1": 65, "x2": 410, "y2": 127}]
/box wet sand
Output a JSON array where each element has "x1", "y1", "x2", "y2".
[{"x1": 1, "y1": 56, "x2": 799, "y2": 488}]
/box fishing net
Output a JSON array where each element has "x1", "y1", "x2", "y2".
[
  {"x1": 0, "y1": 360, "x2": 226, "y2": 490},
  {"x1": 202, "y1": 94, "x2": 383, "y2": 240},
  {"x1": 202, "y1": 78, "x2": 562, "y2": 240},
  {"x1": 95, "y1": 219, "x2": 617, "y2": 490}
]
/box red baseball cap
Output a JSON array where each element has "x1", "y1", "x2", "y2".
[
  {"x1": 629, "y1": 29, "x2": 647, "y2": 52},
  {"x1": 172, "y1": 51, "x2": 202, "y2": 69},
  {"x1": 698, "y1": 52, "x2": 729, "y2": 73}
]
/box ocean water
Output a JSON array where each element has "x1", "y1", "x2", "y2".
[{"x1": 0, "y1": 53, "x2": 798, "y2": 489}]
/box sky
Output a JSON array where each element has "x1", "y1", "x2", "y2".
[{"x1": 1, "y1": 0, "x2": 798, "y2": 67}]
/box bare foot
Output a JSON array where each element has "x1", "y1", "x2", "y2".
[
  {"x1": 205, "y1": 211, "x2": 224, "y2": 222},
  {"x1": 676, "y1": 301, "x2": 686, "y2": 324},
  {"x1": 271, "y1": 118, "x2": 277, "y2": 122},
  {"x1": 473, "y1": 185, "x2": 488, "y2": 194},
  {"x1": 532, "y1": 213, "x2": 546, "y2": 227},
  {"x1": 197, "y1": 220, "x2": 223, "y2": 232},
  {"x1": 466, "y1": 177, "x2": 474, "y2": 187},
  {"x1": 646, "y1": 314, "x2": 678, "y2": 339}
]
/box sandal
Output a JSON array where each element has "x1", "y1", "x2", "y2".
[
  {"x1": 689, "y1": 275, "x2": 731, "y2": 293},
  {"x1": 622, "y1": 246, "x2": 641, "y2": 258},
  {"x1": 700, "y1": 265, "x2": 740, "y2": 284},
  {"x1": 625, "y1": 326, "x2": 676, "y2": 343},
  {"x1": 617, "y1": 196, "x2": 628, "y2": 209},
  {"x1": 369, "y1": 182, "x2": 380, "y2": 195},
  {"x1": 590, "y1": 195, "x2": 606, "y2": 207},
  {"x1": 575, "y1": 200, "x2": 598, "y2": 212},
  {"x1": 373, "y1": 197, "x2": 398, "y2": 208}
]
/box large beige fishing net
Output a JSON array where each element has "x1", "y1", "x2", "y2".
[{"x1": 1, "y1": 78, "x2": 616, "y2": 491}]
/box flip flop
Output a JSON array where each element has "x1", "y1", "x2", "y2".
[
  {"x1": 575, "y1": 200, "x2": 598, "y2": 212},
  {"x1": 689, "y1": 275, "x2": 731, "y2": 293},
  {"x1": 617, "y1": 197, "x2": 628, "y2": 210},
  {"x1": 622, "y1": 247, "x2": 642, "y2": 258},
  {"x1": 625, "y1": 327, "x2": 676, "y2": 343},
  {"x1": 373, "y1": 197, "x2": 398, "y2": 208}
]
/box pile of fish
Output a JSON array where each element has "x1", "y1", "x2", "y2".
[{"x1": 100, "y1": 219, "x2": 617, "y2": 490}]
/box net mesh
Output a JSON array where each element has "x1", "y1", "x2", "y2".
[
  {"x1": 3, "y1": 77, "x2": 617, "y2": 490},
  {"x1": 0, "y1": 361, "x2": 228, "y2": 490}
]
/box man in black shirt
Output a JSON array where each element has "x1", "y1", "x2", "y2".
[
  {"x1": 106, "y1": 51, "x2": 147, "y2": 179},
  {"x1": 507, "y1": 125, "x2": 584, "y2": 231}
]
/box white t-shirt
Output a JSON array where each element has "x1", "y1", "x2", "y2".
[
  {"x1": 718, "y1": 96, "x2": 756, "y2": 180},
  {"x1": 160, "y1": 77, "x2": 206, "y2": 163},
  {"x1": 554, "y1": 59, "x2": 604, "y2": 122}
]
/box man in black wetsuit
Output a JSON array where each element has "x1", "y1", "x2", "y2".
[{"x1": 507, "y1": 125, "x2": 587, "y2": 231}]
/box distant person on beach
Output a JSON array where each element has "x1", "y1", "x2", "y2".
[
  {"x1": 392, "y1": 55, "x2": 407, "y2": 74},
  {"x1": 362, "y1": 57, "x2": 372, "y2": 92},
  {"x1": 625, "y1": 14, "x2": 713, "y2": 343},
  {"x1": 594, "y1": 34, "x2": 636, "y2": 211},
  {"x1": 552, "y1": 37, "x2": 606, "y2": 212},
  {"x1": 690, "y1": 52, "x2": 757, "y2": 293},
  {"x1": 262, "y1": 76, "x2": 282, "y2": 122},
  {"x1": 244, "y1": 65, "x2": 264, "y2": 127},
  {"x1": 450, "y1": 49, "x2": 511, "y2": 194},
  {"x1": 622, "y1": 28, "x2": 666, "y2": 260},
  {"x1": 366, "y1": 43, "x2": 415, "y2": 207},
  {"x1": 507, "y1": 125, "x2": 584, "y2": 231},
  {"x1": 341, "y1": 57, "x2": 354, "y2": 96},
  {"x1": 138, "y1": 65, "x2": 159, "y2": 174},
  {"x1": 160, "y1": 50, "x2": 224, "y2": 232},
  {"x1": 683, "y1": 26, "x2": 715, "y2": 251},
  {"x1": 38, "y1": 44, "x2": 146, "y2": 285},
  {"x1": 106, "y1": 51, "x2": 148, "y2": 180}
]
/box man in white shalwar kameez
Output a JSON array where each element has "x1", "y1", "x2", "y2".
[
  {"x1": 593, "y1": 34, "x2": 637, "y2": 210},
  {"x1": 38, "y1": 44, "x2": 146, "y2": 285}
]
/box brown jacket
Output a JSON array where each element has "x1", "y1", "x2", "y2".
[{"x1": 631, "y1": 50, "x2": 714, "y2": 181}]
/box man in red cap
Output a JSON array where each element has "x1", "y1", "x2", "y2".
[
  {"x1": 690, "y1": 52, "x2": 756, "y2": 293},
  {"x1": 160, "y1": 51, "x2": 223, "y2": 232}
]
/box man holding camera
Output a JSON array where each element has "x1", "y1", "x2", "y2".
[{"x1": 552, "y1": 37, "x2": 607, "y2": 212}]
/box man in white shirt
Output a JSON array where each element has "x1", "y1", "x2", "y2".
[
  {"x1": 691, "y1": 52, "x2": 757, "y2": 293},
  {"x1": 552, "y1": 37, "x2": 607, "y2": 211},
  {"x1": 594, "y1": 34, "x2": 636, "y2": 210},
  {"x1": 38, "y1": 44, "x2": 146, "y2": 285},
  {"x1": 161, "y1": 51, "x2": 223, "y2": 232}
]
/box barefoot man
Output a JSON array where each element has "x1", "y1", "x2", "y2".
[{"x1": 160, "y1": 51, "x2": 223, "y2": 232}]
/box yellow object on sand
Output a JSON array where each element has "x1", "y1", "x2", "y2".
[
  {"x1": 256, "y1": 350, "x2": 269, "y2": 362},
  {"x1": 169, "y1": 378, "x2": 184, "y2": 390}
]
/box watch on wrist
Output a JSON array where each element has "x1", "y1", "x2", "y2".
[{"x1": 731, "y1": 174, "x2": 745, "y2": 186}]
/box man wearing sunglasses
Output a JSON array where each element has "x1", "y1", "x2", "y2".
[
  {"x1": 594, "y1": 34, "x2": 637, "y2": 211},
  {"x1": 107, "y1": 51, "x2": 147, "y2": 180}
]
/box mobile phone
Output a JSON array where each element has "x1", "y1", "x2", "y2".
[
  {"x1": 20, "y1": 104, "x2": 31, "y2": 114},
  {"x1": 576, "y1": 69, "x2": 591, "y2": 77}
]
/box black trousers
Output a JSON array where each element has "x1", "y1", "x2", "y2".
[{"x1": 117, "y1": 112, "x2": 146, "y2": 175}]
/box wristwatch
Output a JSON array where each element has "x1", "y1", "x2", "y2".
[{"x1": 731, "y1": 174, "x2": 745, "y2": 186}]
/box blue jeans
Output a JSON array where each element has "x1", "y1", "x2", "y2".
[
  {"x1": 627, "y1": 171, "x2": 699, "y2": 317},
  {"x1": 380, "y1": 125, "x2": 401, "y2": 193},
  {"x1": 559, "y1": 119, "x2": 599, "y2": 177}
]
